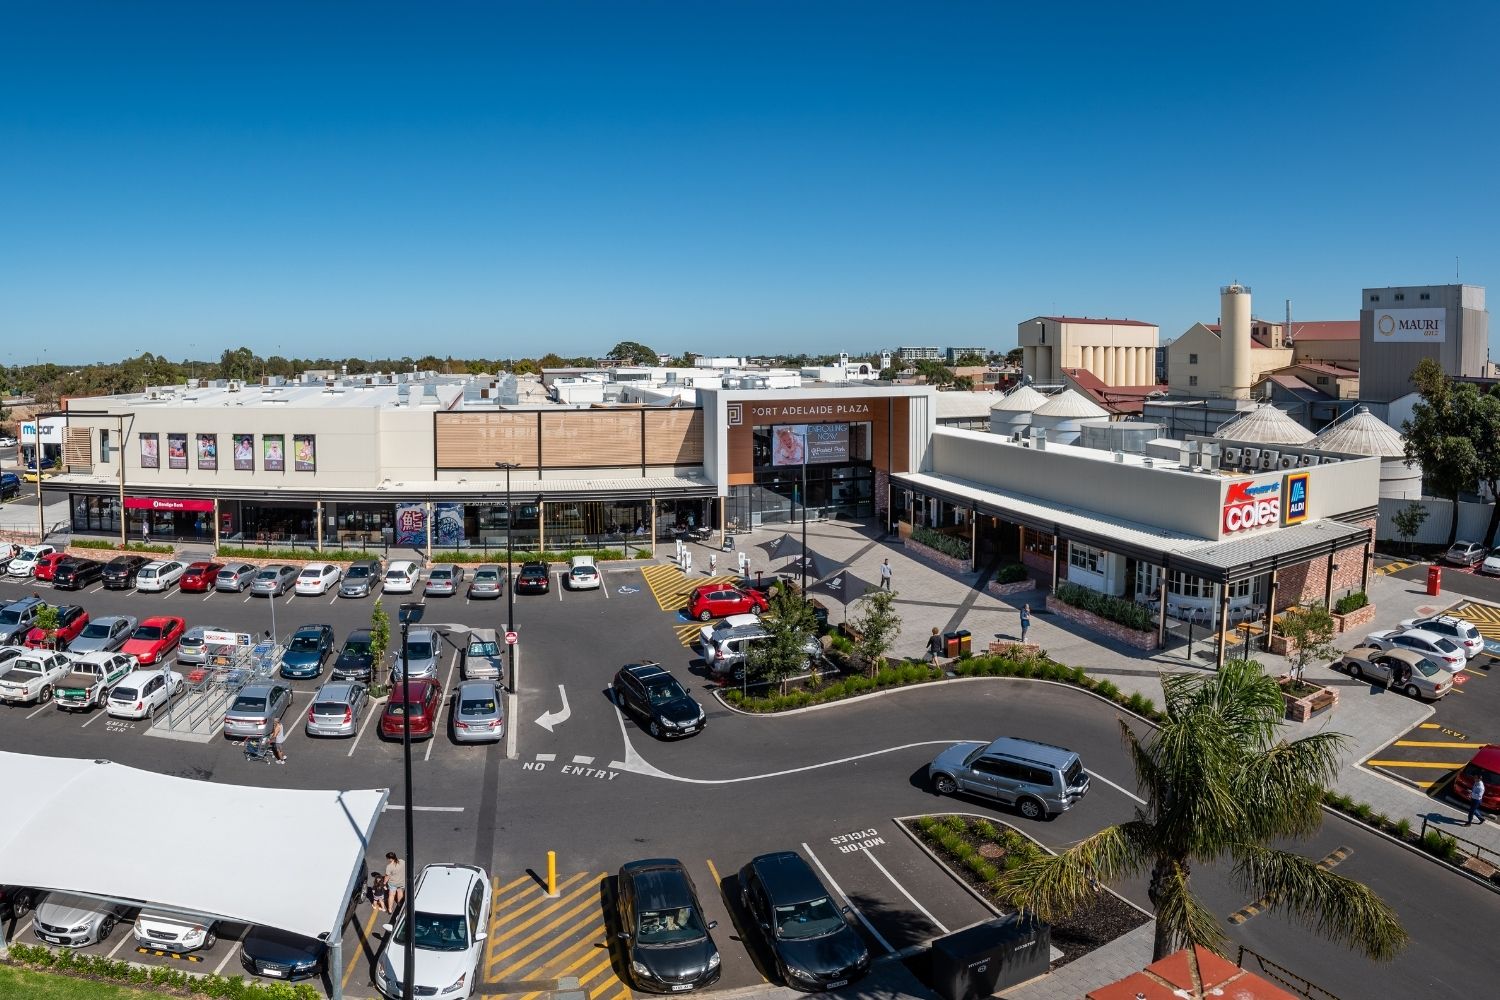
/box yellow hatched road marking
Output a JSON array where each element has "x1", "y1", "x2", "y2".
[
  {"x1": 705, "y1": 858, "x2": 722, "y2": 886},
  {"x1": 1413, "y1": 780, "x2": 1436, "y2": 787},
  {"x1": 674, "y1": 622, "x2": 703, "y2": 647},
  {"x1": 1366, "y1": 759, "x2": 1465, "y2": 769},
  {"x1": 492, "y1": 872, "x2": 592, "y2": 929},
  {"x1": 577, "y1": 953, "x2": 619, "y2": 987},
  {"x1": 639, "y1": 564, "x2": 740, "y2": 612},
  {"x1": 1393, "y1": 740, "x2": 1486, "y2": 749},
  {"x1": 592, "y1": 985, "x2": 630, "y2": 1000},
  {"x1": 488, "y1": 884, "x2": 607, "y2": 975}
]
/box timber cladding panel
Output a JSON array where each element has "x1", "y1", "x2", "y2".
[
  {"x1": 540, "y1": 410, "x2": 638, "y2": 466},
  {"x1": 643, "y1": 409, "x2": 704, "y2": 464},
  {"x1": 436, "y1": 409, "x2": 703, "y2": 470},
  {"x1": 436, "y1": 412, "x2": 539, "y2": 468},
  {"x1": 65, "y1": 427, "x2": 92, "y2": 471}
]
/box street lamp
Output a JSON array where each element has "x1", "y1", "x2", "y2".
[
  {"x1": 495, "y1": 463, "x2": 518, "y2": 692},
  {"x1": 396, "y1": 601, "x2": 424, "y2": 1000}
]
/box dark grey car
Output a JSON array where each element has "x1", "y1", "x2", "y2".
[
  {"x1": 250, "y1": 565, "x2": 298, "y2": 597},
  {"x1": 70, "y1": 615, "x2": 137, "y2": 655},
  {"x1": 340, "y1": 560, "x2": 384, "y2": 598},
  {"x1": 616, "y1": 859, "x2": 721, "y2": 993},
  {"x1": 215, "y1": 562, "x2": 259, "y2": 592}
]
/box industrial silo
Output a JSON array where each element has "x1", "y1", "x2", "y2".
[
  {"x1": 988, "y1": 383, "x2": 1048, "y2": 437},
  {"x1": 1213, "y1": 404, "x2": 1316, "y2": 447},
  {"x1": 1314, "y1": 406, "x2": 1421, "y2": 499},
  {"x1": 1030, "y1": 389, "x2": 1109, "y2": 445}
]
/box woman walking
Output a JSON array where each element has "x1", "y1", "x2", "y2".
[{"x1": 384, "y1": 852, "x2": 407, "y2": 913}]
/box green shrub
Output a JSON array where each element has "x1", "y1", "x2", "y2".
[
  {"x1": 71, "y1": 538, "x2": 176, "y2": 554},
  {"x1": 216, "y1": 545, "x2": 383, "y2": 562},
  {"x1": 1334, "y1": 590, "x2": 1370, "y2": 615},
  {"x1": 994, "y1": 563, "x2": 1028, "y2": 584},
  {"x1": 1395, "y1": 817, "x2": 1413, "y2": 839},
  {"x1": 911, "y1": 525, "x2": 972, "y2": 560},
  {"x1": 972, "y1": 819, "x2": 999, "y2": 840},
  {"x1": 944, "y1": 814, "x2": 969, "y2": 834},
  {"x1": 1093, "y1": 679, "x2": 1120, "y2": 700},
  {"x1": 1054, "y1": 581, "x2": 1154, "y2": 631},
  {"x1": 966, "y1": 856, "x2": 1000, "y2": 883},
  {"x1": 1351, "y1": 801, "x2": 1373, "y2": 822}
]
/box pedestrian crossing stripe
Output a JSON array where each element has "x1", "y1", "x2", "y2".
[
  {"x1": 483, "y1": 872, "x2": 628, "y2": 1000},
  {"x1": 638, "y1": 564, "x2": 740, "y2": 613}
]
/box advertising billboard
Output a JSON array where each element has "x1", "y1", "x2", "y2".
[
  {"x1": 1373, "y1": 307, "x2": 1445, "y2": 343},
  {"x1": 1283, "y1": 471, "x2": 1310, "y2": 525},
  {"x1": 771, "y1": 423, "x2": 850, "y2": 466},
  {"x1": 1221, "y1": 479, "x2": 1281, "y2": 535},
  {"x1": 395, "y1": 503, "x2": 427, "y2": 546}
]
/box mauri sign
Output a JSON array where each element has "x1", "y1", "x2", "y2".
[{"x1": 1373, "y1": 307, "x2": 1445, "y2": 343}]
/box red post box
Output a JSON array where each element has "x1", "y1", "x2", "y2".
[{"x1": 1427, "y1": 565, "x2": 1442, "y2": 596}]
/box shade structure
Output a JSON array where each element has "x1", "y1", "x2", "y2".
[
  {"x1": 0, "y1": 752, "x2": 387, "y2": 942},
  {"x1": 757, "y1": 532, "x2": 802, "y2": 559},
  {"x1": 783, "y1": 549, "x2": 836, "y2": 584},
  {"x1": 809, "y1": 569, "x2": 877, "y2": 608}
]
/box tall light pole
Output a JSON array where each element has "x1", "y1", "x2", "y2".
[
  {"x1": 397, "y1": 601, "x2": 424, "y2": 1000},
  {"x1": 800, "y1": 442, "x2": 809, "y2": 593},
  {"x1": 495, "y1": 462, "x2": 518, "y2": 692}
]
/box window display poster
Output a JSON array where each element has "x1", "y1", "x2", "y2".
[
  {"x1": 167, "y1": 433, "x2": 188, "y2": 470},
  {"x1": 196, "y1": 433, "x2": 218, "y2": 470},
  {"x1": 263, "y1": 434, "x2": 285, "y2": 472},
  {"x1": 771, "y1": 423, "x2": 849, "y2": 466},
  {"x1": 395, "y1": 503, "x2": 427, "y2": 546},
  {"x1": 434, "y1": 503, "x2": 464, "y2": 545},
  {"x1": 770, "y1": 425, "x2": 806, "y2": 466},
  {"x1": 294, "y1": 434, "x2": 316, "y2": 472},
  {"x1": 233, "y1": 434, "x2": 254, "y2": 471},
  {"x1": 140, "y1": 433, "x2": 159, "y2": 469}
]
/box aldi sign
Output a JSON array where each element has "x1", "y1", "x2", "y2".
[
  {"x1": 1283, "y1": 471, "x2": 1310, "y2": 525},
  {"x1": 1222, "y1": 479, "x2": 1281, "y2": 535}
]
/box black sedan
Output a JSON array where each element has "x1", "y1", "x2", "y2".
[
  {"x1": 240, "y1": 925, "x2": 326, "y2": 982},
  {"x1": 52, "y1": 558, "x2": 105, "y2": 590},
  {"x1": 515, "y1": 561, "x2": 550, "y2": 594},
  {"x1": 613, "y1": 663, "x2": 705, "y2": 739},
  {"x1": 616, "y1": 859, "x2": 721, "y2": 993},
  {"x1": 738, "y1": 852, "x2": 870, "y2": 992},
  {"x1": 332, "y1": 628, "x2": 376, "y2": 682},
  {"x1": 101, "y1": 555, "x2": 151, "y2": 590}
]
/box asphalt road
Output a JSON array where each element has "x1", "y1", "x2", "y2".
[{"x1": 1, "y1": 563, "x2": 1498, "y2": 999}]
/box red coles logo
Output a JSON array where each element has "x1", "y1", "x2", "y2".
[{"x1": 1222, "y1": 480, "x2": 1281, "y2": 534}]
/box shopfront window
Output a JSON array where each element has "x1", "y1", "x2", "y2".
[
  {"x1": 742, "y1": 421, "x2": 875, "y2": 525},
  {"x1": 70, "y1": 495, "x2": 122, "y2": 536},
  {"x1": 1069, "y1": 543, "x2": 1103, "y2": 574},
  {"x1": 544, "y1": 499, "x2": 651, "y2": 551}
]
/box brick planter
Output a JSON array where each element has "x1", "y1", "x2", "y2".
[
  {"x1": 987, "y1": 576, "x2": 1037, "y2": 598},
  {"x1": 1278, "y1": 675, "x2": 1339, "y2": 722},
  {"x1": 1044, "y1": 595, "x2": 1159, "y2": 651},
  {"x1": 987, "y1": 640, "x2": 1043, "y2": 656},
  {"x1": 1331, "y1": 603, "x2": 1377, "y2": 634},
  {"x1": 904, "y1": 537, "x2": 973, "y2": 574}
]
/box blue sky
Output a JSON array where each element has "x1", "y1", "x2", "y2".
[{"x1": 2, "y1": 1, "x2": 1497, "y2": 363}]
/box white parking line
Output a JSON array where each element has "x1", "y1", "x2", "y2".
[
  {"x1": 382, "y1": 804, "x2": 465, "y2": 812},
  {"x1": 212, "y1": 925, "x2": 247, "y2": 976},
  {"x1": 347, "y1": 698, "x2": 381, "y2": 757},
  {"x1": 105, "y1": 926, "x2": 133, "y2": 959},
  {"x1": 600, "y1": 572, "x2": 609, "y2": 599},
  {"x1": 26, "y1": 700, "x2": 54, "y2": 720},
  {"x1": 283, "y1": 592, "x2": 296, "y2": 605},
  {"x1": 201, "y1": 591, "x2": 215, "y2": 601},
  {"x1": 555, "y1": 573, "x2": 564, "y2": 601},
  {"x1": 242, "y1": 594, "x2": 253, "y2": 603},
  {"x1": 329, "y1": 594, "x2": 339, "y2": 605},
  {"x1": 800, "y1": 842, "x2": 893, "y2": 954},
  {"x1": 861, "y1": 846, "x2": 948, "y2": 933},
  {"x1": 425, "y1": 649, "x2": 460, "y2": 762},
  {"x1": 80, "y1": 707, "x2": 109, "y2": 728},
  {"x1": 1086, "y1": 769, "x2": 1147, "y2": 805}
]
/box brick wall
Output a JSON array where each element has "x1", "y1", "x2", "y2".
[
  {"x1": 1044, "y1": 594, "x2": 1159, "y2": 651},
  {"x1": 874, "y1": 468, "x2": 890, "y2": 522},
  {"x1": 1278, "y1": 518, "x2": 1374, "y2": 607},
  {"x1": 988, "y1": 577, "x2": 1038, "y2": 598}
]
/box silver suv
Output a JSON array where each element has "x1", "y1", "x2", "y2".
[
  {"x1": 927, "y1": 736, "x2": 1090, "y2": 820},
  {"x1": 702, "y1": 623, "x2": 821, "y2": 682}
]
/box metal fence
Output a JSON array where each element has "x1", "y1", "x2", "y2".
[
  {"x1": 1235, "y1": 946, "x2": 1344, "y2": 1000},
  {"x1": 1418, "y1": 815, "x2": 1500, "y2": 870}
]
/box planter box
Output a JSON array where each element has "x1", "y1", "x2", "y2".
[
  {"x1": 1278, "y1": 675, "x2": 1338, "y2": 722},
  {"x1": 987, "y1": 576, "x2": 1038, "y2": 598},
  {"x1": 987, "y1": 640, "x2": 1043, "y2": 656},
  {"x1": 1331, "y1": 603, "x2": 1377, "y2": 633},
  {"x1": 904, "y1": 537, "x2": 974, "y2": 574},
  {"x1": 1267, "y1": 632, "x2": 1299, "y2": 658},
  {"x1": 1044, "y1": 595, "x2": 1159, "y2": 651}
]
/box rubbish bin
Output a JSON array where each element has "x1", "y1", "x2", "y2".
[
  {"x1": 955, "y1": 629, "x2": 972, "y2": 656},
  {"x1": 928, "y1": 914, "x2": 1050, "y2": 1000},
  {"x1": 1427, "y1": 565, "x2": 1442, "y2": 597},
  {"x1": 943, "y1": 631, "x2": 962, "y2": 657}
]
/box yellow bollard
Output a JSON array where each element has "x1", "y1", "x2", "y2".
[{"x1": 547, "y1": 851, "x2": 557, "y2": 897}]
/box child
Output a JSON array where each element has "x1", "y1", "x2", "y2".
[{"x1": 367, "y1": 871, "x2": 389, "y2": 911}]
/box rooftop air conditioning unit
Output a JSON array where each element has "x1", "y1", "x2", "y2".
[
  {"x1": 227, "y1": 379, "x2": 244, "y2": 392},
  {"x1": 1243, "y1": 448, "x2": 1262, "y2": 469},
  {"x1": 1221, "y1": 446, "x2": 1242, "y2": 467},
  {"x1": 1113, "y1": 450, "x2": 1125, "y2": 463},
  {"x1": 1010, "y1": 431, "x2": 1024, "y2": 443},
  {"x1": 1299, "y1": 454, "x2": 1317, "y2": 467},
  {"x1": 1279, "y1": 454, "x2": 1298, "y2": 470},
  {"x1": 1259, "y1": 450, "x2": 1280, "y2": 471},
  {"x1": 1320, "y1": 456, "x2": 1342, "y2": 465}
]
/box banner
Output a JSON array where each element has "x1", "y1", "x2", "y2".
[
  {"x1": 233, "y1": 434, "x2": 254, "y2": 471},
  {"x1": 772, "y1": 423, "x2": 849, "y2": 466},
  {"x1": 167, "y1": 433, "x2": 188, "y2": 470},
  {"x1": 1374, "y1": 307, "x2": 1445, "y2": 343},
  {"x1": 434, "y1": 503, "x2": 465, "y2": 545},
  {"x1": 395, "y1": 503, "x2": 427, "y2": 546},
  {"x1": 263, "y1": 434, "x2": 285, "y2": 472},
  {"x1": 140, "y1": 434, "x2": 159, "y2": 469},
  {"x1": 293, "y1": 434, "x2": 316, "y2": 472},
  {"x1": 196, "y1": 433, "x2": 218, "y2": 470}
]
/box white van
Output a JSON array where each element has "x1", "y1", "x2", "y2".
[{"x1": 383, "y1": 561, "x2": 420, "y2": 594}]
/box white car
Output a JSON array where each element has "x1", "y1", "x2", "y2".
[
  {"x1": 383, "y1": 561, "x2": 421, "y2": 594},
  {"x1": 134, "y1": 910, "x2": 217, "y2": 952},
  {"x1": 135, "y1": 560, "x2": 186, "y2": 593},
  {"x1": 295, "y1": 563, "x2": 342, "y2": 595},
  {"x1": 1363, "y1": 629, "x2": 1466, "y2": 670},
  {"x1": 1398, "y1": 614, "x2": 1484, "y2": 658},
  {"x1": 7, "y1": 544, "x2": 56, "y2": 577},
  {"x1": 1482, "y1": 549, "x2": 1500, "y2": 576},
  {"x1": 106, "y1": 668, "x2": 184, "y2": 719},
  {"x1": 566, "y1": 555, "x2": 601, "y2": 590},
  {"x1": 376, "y1": 863, "x2": 490, "y2": 1000},
  {"x1": 697, "y1": 613, "x2": 761, "y2": 654}
]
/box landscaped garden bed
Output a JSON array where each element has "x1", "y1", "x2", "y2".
[
  {"x1": 905, "y1": 814, "x2": 1147, "y2": 965},
  {"x1": 1278, "y1": 674, "x2": 1338, "y2": 722}
]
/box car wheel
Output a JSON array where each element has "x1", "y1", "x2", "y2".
[
  {"x1": 205, "y1": 931, "x2": 217, "y2": 948},
  {"x1": 933, "y1": 774, "x2": 957, "y2": 795},
  {"x1": 1017, "y1": 796, "x2": 1046, "y2": 820},
  {"x1": 698, "y1": 609, "x2": 713, "y2": 622},
  {"x1": 39, "y1": 685, "x2": 52, "y2": 703},
  {"x1": 1405, "y1": 684, "x2": 1422, "y2": 699},
  {"x1": 1348, "y1": 664, "x2": 1363, "y2": 680},
  {"x1": 648, "y1": 720, "x2": 661, "y2": 738},
  {"x1": 98, "y1": 916, "x2": 115, "y2": 941}
]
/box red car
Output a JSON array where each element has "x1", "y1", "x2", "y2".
[
  {"x1": 685, "y1": 583, "x2": 768, "y2": 622},
  {"x1": 23, "y1": 605, "x2": 89, "y2": 649},
  {"x1": 178, "y1": 561, "x2": 226, "y2": 593},
  {"x1": 32, "y1": 552, "x2": 68, "y2": 582},
  {"x1": 122, "y1": 616, "x2": 186, "y2": 665},
  {"x1": 1454, "y1": 745, "x2": 1500, "y2": 815},
  {"x1": 380, "y1": 679, "x2": 442, "y2": 741}
]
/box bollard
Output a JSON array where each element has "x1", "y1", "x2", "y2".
[{"x1": 547, "y1": 850, "x2": 558, "y2": 897}]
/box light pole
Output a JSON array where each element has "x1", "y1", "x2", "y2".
[
  {"x1": 397, "y1": 601, "x2": 424, "y2": 1000},
  {"x1": 495, "y1": 462, "x2": 518, "y2": 692},
  {"x1": 800, "y1": 446, "x2": 809, "y2": 593}
]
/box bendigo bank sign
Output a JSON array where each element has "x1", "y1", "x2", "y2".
[{"x1": 1222, "y1": 480, "x2": 1281, "y2": 534}]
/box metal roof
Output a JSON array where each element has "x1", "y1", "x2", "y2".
[
  {"x1": 988, "y1": 384, "x2": 1049, "y2": 412},
  {"x1": 1212, "y1": 405, "x2": 1316, "y2": 446},
  {"x1": 1032, "y1": 388, "x2": 1109, "y2": 419},
  {"x1": 1313, "y1": 406, "x2": 1406, "y2": 458}
]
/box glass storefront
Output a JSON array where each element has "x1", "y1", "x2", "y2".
[
  {"x1": 70, "y1": 495, "x2": 122, "y2": 537},
  {"x1": 730, "y1": 421, "x2": 875, "y2": 528}
]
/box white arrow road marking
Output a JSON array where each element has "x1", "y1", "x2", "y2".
[{"x1": 535, "y1": 684, "x2": 571, "y2": 732}]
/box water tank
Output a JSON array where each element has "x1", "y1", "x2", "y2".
[
  {"x1": 1030, "y1": 389, "x2": 1109, "y2": 445},
  {"x1": 1314, "y1": 405, "x2": 1421, "y2": 499},
  {"x1": 988, "y1": 384, "x2": 1048, "y2": 436},
  {"x1": 1078, "y1": 419, "x2": 1165, "y2": 454},
  {"x1": 1220, "y1": 283, "x2": 1253, "y2": 400}
]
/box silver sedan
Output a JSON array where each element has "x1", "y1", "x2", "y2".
[
  {"x1": 467, "y1": 565, "x2": 505, "y2": 599},
  {"x1": 215, "y1": 563, "x2": 258, "y2": 592},
  {"x1": 223, "y1": 683, "x2": 293, "y2": 739},
  {"x1": 1333, "y1": 646, "x2": 1454, "y2": 700},
  {"x1": 424, "y1": 564, "x2": 465, "y2": 597},
  {"x1": 178, "y1": 625, "x2": 228, "y2": 666},
  {"x1": 451, "y1": 680, "x2": 505, "y2": 744},
  {"x1": 70, "y1": 615, "x2": 137, "y2": 655},
  {"x1": 250, "y1": 565, "x2": 298, "y2": 597},
  {"x1": 305, "y1": 681, "x2": 369, "y2": 738}
]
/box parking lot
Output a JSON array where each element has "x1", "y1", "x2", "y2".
[{"x1": 1362, "y1": 597, "x2": 1500, "y2": 798}]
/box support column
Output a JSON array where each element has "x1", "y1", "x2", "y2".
[
  {"x1": 1140, "y1": 348, "x2": 1152, "y2": 386},
  {"x1": 1361, "y1": 539, "x2": 1371, "y2": 592},
  {"x1": 969, "y1": 508, "x2": 977, "y2": 572},
  {"x1": 1023, "y1": 346, "x2": 1037, "y2": 379},
  {"x1": 1104, "y1": 347, "x2": 1115, "y2": 385},
  {"x1": 1157, "y1": 577, "x2": 1168, "y2": 647},
  {"x1": 649, "y1": 501, "x2": 657, "y2": 559},
  {"x1": 424, "y1": 502, "x2": 433, "y2": 563},
  {"x1": 213, "y1": 499, "x2": 221, "y2": 552},
  {"x1": 538, "y1": 501, "x2": 546, "y2": 554},
  {"x1": 1216, "y1": 582, "x2": 1230, "y2": 669},
  {"x1": 718, "y1": 496, "x2": 727, "y2": 552},
  {"x1": 1324, "y1": 552, "x2": 1335, "y2": 607},
  {"x1": 1265, "y1": 569, "x2": 1279, "y2": 649},
  {"x1": 315, "y1": 500, "x2": 323, "y2": 551},
  {"x1": 1051, "y1": 533, "x2": 1060, "y2": 591}
]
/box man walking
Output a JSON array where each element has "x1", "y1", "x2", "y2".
[
  {"x1": 1019, "y1": 604, "x2": 1032, "y2": 644},
  {"x1": 1468, "y1": 775, "x2": 1487, "y2": 825},
  {"x1": 879, "y1": 558, "x2": 892, "y2": 590}
]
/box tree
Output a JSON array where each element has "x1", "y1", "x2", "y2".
[
  {"x1": 217, "y1": 347, "x2": 260, "y2": 382},
  {"x1": 32, "y1": 604, "x2": 59, "y2": 651},
  {"x1": 1276, "y1": 603, "x2": 1338, "y2": 686},
  {"x1": 997, "y1": 659, "x2": 1407, "y2": 963},
  {"x1": 914, "y1": 360, "x2": 956, "y2": 386},
  {"x1": 1004, "y1": 347, "x2": 1025, "y2": 367},
  {"x1": 369, "y1": 599, "x2": 391, "y2": 687},
  {"x1": 1392, "y1": 502, "x2": 1430, "y2": 554},
  {"x1": 1403, "y1": 359, "x2": 1479, "y2": 547},
  {"x1": 849, "y1": 589, "x2": 902, "y2": 677},
  {"x1": 746, "y1": 583, "x2": 819, "y2": 693},
  {"x1": 953, "y1": 352, "x2": 987, "y2": 367},
  {"x1": 608, "y1": 341, "x2": 658, "y2": 366}
]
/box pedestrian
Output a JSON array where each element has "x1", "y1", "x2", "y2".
[
  {"x1": 879, "y1": 558, "x2": 892, "y2": 590},
  {"x1": 1467, "y1": 775, "x2": 1487, "y2": 825},
  {"x1": 708, "y1": 553, "x2": 717, "y2": 576},
  {"x1": 1019, "y1": 604, "x2": 1031, "y2": 644},
  {"x1": 926, "y1": 627, "x2": 944, "y2": 664},
  {"x1": 270, "y1": 718, "x2": 287, "y2": 764},
  {"x1": 384, "y1": 852, "x2": 407, "y2": 913},
  {"x1": 367, "y1": 871, "x2": 389, "y2": 911},
  {"x1": 737, "y1": 550, "x2": 749, "y2": 579}
]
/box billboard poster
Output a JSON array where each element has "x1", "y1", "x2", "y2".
[
  {"x1": 772, "y1": 423, "x2": 849, "y2": 466},
  {"x1": 140, "y1": 433, "x2": 159, "y2": 469},
  {"x1": 434, "y1": 503, "x2": 465, "y2": 545},
  {"x1": 263, "y1": 434, "x2": 285, "y2": 472},
  {"x1": 167, "y1": 433, "x2": 188, "y2": 470},
  {"x1": 293, "y1": 434, "x2": 316, "y2": 472},
  {"x1": 196, "y1": 433, "x2": 218, "y2": 471},
  {"x1": 771, "y1": 425, "x2": 806, "y2": 466},
  {"x1": 395, "y1": 503, "x2": 427, "y2": 546},
  {"x1": 1374, "y1": 307, "x2": 1445, "y2": 343},
  {"x1": 233, "y1": 434, "x2": 254, "y2": 471}
]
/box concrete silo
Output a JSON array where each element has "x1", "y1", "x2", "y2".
[{"x1": 1220, "y1": 283, "x2": 1253, "y2": 400}]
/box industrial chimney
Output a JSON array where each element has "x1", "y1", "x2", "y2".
[{"x1": 1220, "y1": 282, "x2": 1252, "y2": 400}]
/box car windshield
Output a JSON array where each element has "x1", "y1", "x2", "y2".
[
  {"x1": 313, "y1": 701, "x2": 349, "y2": 715},
  {"x1": 572, "y1": 566, "x2": 595, "y2": 576},
  {"x1": 406, "y1": 641, "x2": 434, "y2": 660},
  {"x1": 80, "y1": 622, "x2": 111, "y2": 638},
  {"x1": 385, "y1": 569, "x2": 407, "y2": 581},
  {"x1": 19, "y1": 548, "x2": 41, "y2": 560},
  {"x1": 774, "y1": 896, "x2": 843, "y2": 940},
  {"x1": 231, "y1": 695, "x2": 267, "y2": 712},
  {"x1": 132, "y1": 626, "x2": 163, "y2": 641},
  {"x1": 637, "y1": 905, "x2": 707, "y2": 946},
  {"x1": 474, "y1": 571, "x2": 497, "y2": 583},
  {"x1": 1434, "y1": 637, "x2": 1460, "y2": 653},
  {"x1": 343, "y1": 640, "x2": 371, "y2": 656},
  {"x1": 0, "y1": 610, "x2": 20, "y2": 626},
  {"x1": 256, "y1": 570, "x2": 280, "y2": 580},
  {"x1": 460, "y1": 697, "x2": 497, "y2": 716},
  {"x1": 289, "y1": 635, "x2": 321, "y2": 652},
  {"x1": 299, "y1": 569, "x2": 322, "y2": 579},
  {"x1": 394, "y1": 911, "x2": 468, "y2": 952},
  {"x1": 647, "y1": 680, "x2": 687, "y2": 705},
  {"x1": 468, "y1": 641, "x2": 500, "y2": 658},
  {"x1": 347, "y1": 566, "x2": 370, "y2": 579}
]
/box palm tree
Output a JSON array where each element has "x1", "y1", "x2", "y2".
[{"x1": 997, "y1": 659, "x2": 1408, "y2": 962}]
